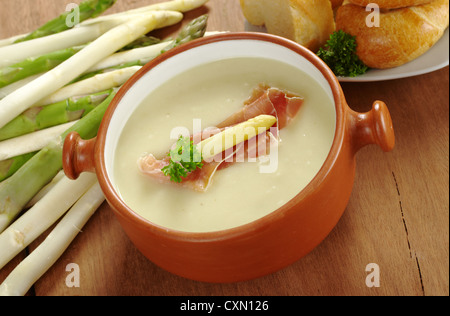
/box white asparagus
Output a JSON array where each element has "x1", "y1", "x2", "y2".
[
  {"x1": 0, "y1": 34, "x2": 26, "y2": 48},
  {"x1": 0, "y1": 181, "x2": 104, "y2": 296},
  {"x1": 82, "y1": 0, "x2": 209, "y2": 26},
  {"x1": 197, "y1": 115, "x2": 278, "y2": 160},
  {"x1": 35, "y1": 66, "x2": 141, "y2": 106},
  {"x1": 2, "y1": 31, "x2": 220, "y2": 104},
  {"x1": 0, "y1": 20, "x2": 116, "y2": 69},
  {"x1": 0, "y1": 172, "x2": 98, "y2": 269},
  {"x1": 0, "y1": 0, "x2": 207, "y2": 50},
  {"x1": 0, "y1": 75, "x2": 40, "y2": 100},
  {"x1": 25, "y1": 171, "x2": 65, "y2": 209},
  {"x1": 1, "y1": 31, "x2": 219, "y2": 104},
  {"x1": 0, "y1": 12, "x2": 181, "y2": 68},
  {"x1": 0, "y1": 121, "x2": 77, "y2": 161},
  {"x1": 85, "y1": 31, "x2": 225, "y2": 73},
  {"x1": 86, "y1": 42, "x2": 168, "y2": 72},
  {"x1": 0, "y1": 11, "x2": 183, "y2": 129}
]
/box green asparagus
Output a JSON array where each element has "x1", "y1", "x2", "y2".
[
  {"x1": 0, "y1": 89, "x2": 112, "y2": 141},
  {"x1": 118, "y1": 35, "x2": 162, "y2": 52},
  {"x1": 75, "y1": 14, "x2": 209, "y2": 82},
  {"x1": 14, "y1": 0, "x2": 117, "y2": 43},
  {"x1": 1, "y1": 35, "x2": 167, "y2": 89},
  {"x1": 0, "y1": 45, "x2": 85, "y2": 89},
  {"x1": 0, "y1": 11, "x2": 183, "y2": 130},
  {"x1": 0, "y1": 152, "x2": 37, "y2": 183},
  {"x1": 161, "y1": 14, "x2": 208, "y2": 54},
  {"x1": 0, "y1": 90, "x2": 117, "y2": 232}
]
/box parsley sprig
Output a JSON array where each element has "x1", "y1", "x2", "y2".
[
  {"x1": 317, "y1": 30, "x2": 368, "y2": 77},
  {"x1": 161, "y1": 136, "x2": 203, "y2": 183}
]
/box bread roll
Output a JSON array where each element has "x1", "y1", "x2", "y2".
[
  {"x1": 240, "y1": 0, "x2": 335, "y2": 52},
  {"x1": 346, "y1": 0, "x2": 433, "y2": 9},
  {"x1": 336, "y1": 0, "x2": 449, "y2": 69},
  {"x1": 330, "y1": 0, "x2": 345, "y2": 9}
]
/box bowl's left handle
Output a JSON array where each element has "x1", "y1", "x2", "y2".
[{"x1": 63, "y1": 132, "x2": 97, "y2": 180}]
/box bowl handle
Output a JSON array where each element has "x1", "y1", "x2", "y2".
[
  {"x1": 63, "y1": 132, "x2": 97, "y2": 180},
  {"x1": 348, "y1": 101, "x2": 395, "y2": 153}
]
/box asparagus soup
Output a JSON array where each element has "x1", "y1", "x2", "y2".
[{"x1": 113, "y1": 57, "x2": 336, "y2": 233}]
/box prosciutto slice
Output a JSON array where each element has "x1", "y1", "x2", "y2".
[
  {"x1": 217, "y1": 85, "x2": 303, "y2": 129},
  {"x1": 138, "y1": 85, "x2": 304, "y2": 192}
]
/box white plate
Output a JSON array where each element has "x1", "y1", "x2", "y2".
[{"x1": 245, "y1": 22, "x2": 449, "y2": 83}]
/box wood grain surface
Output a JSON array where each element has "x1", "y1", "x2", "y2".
[{"x1": 0, "y1": 0, "x2": 448, "y2": 296}]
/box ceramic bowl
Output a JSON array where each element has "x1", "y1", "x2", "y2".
[{"x1": 62, "y1": 32, "x2": 395, "y2": 283}]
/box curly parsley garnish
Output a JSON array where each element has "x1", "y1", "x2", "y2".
[
  {"x1": 317, "y1": 30, "x2": 369, "y2": 77},
  {"x1": 161, "y1": 136, "x2": 203, "y2": 183}
]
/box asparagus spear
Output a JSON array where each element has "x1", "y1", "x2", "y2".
[
  {"x1": 0, "y1": 90, "x2": 111, "y2": 141},
  {"x1": 76, "y1": 14, "x2": 209, "y2": 82},
  {"x1": 85, "y1": 31, "x2": 218, "y2": 75},
  {"x1": 0, "y1": 121, "x2": 77, "y2": 161},
  {"x1": 0, "y1": 45, "x2": 85, "y2": 89},
  {"x1": 161, "y1": 14, "x2": 208, "y2": 53},
  {"x1": 0, "y1": 90, "x2": 117, "y2": 233},
  {"x1": 0, "y1": 36, "x2": 164, "y2": 89},
  {"x1": 0, "y1": 0, "x2": 208, "y2": 49},
  {"x1": 0, "y1": 75, "x2": 39, "y2": 100},
  {"x1": 118, "y1": 35, "x2": 162, "y2": 52},
  {"x1": 0, "y1": 34, "x2": 25, "y2": 48},
  {"x1": 0, "y1": 173, "x2": 99, "y2": 272},
  {"x1": 25, "y1": 171, "x2": 65, "y2": 208},
  {"x1": 0, "y1": 10, "x2": 181, "y2": 69},
  {"x1": 0, "y1": 152, "x2": 37, "y2": 183},
  {"x1": 36, "y1": 67, "x2": 141, "y2": 107},
  {"x1": 0, "y1": 180, "x2": 104, "y2": 296},
  {"x1": 81, "y1": 0, "x2": 209, "y2": 26},
  {"x1": 0, "y1": 11, "x2": 183, "y2": 129},
  {"x1": 85, "y1": 42, "x2": 168, "y2": 74},
  {"x1": 14, "y1": 0, "x2": 117, "y2": 43}
]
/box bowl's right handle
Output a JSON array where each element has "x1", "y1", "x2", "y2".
[
  {"x1": 348, "y1": 101, "x2": 395, "y2": 153},
  {"x1": 63, "y1": 132, "x2": 97, "y2": 180}
]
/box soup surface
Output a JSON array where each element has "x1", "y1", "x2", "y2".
[{"x1": 113, "y1": 57, "x2": 336, "y2": 232}]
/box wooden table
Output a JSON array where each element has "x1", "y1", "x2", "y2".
[{"x1": 0, "y1": 0, "x2": 448, "y2": 297}]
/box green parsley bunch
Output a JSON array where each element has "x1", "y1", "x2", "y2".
[
  {"x1": 317, "y1": 30, "x2": 369, "y2": 77},
  {"x1": 161, "y1": 136, "x2": 203, "y2": 183}
]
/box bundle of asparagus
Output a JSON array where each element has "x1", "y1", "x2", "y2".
[{"x1": 0, "y1": 0, "x2": 210, "y2": 296}]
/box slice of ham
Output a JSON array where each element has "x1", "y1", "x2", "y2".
[
  {"x1": 138, "y1": 85, "x2": 304, "y2": 192},
  {"x1": 217, "y1": 85, "x2": 303, "y2": 129}
]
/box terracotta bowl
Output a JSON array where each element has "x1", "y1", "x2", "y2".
[{"x1": 62, "y1": 32, "x2": 395, "y2": 283}]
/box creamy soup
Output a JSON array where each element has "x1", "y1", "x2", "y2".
[{"x1": 113, "y1": 57, "x2": 336, "y2": 232}]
